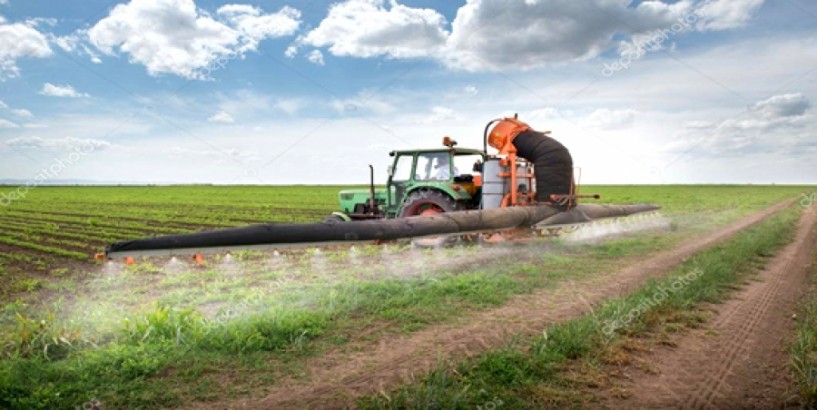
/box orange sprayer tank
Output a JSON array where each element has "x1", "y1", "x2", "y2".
[{"x1": 487, "y1": 118, "x2": 531, "y2": 153}]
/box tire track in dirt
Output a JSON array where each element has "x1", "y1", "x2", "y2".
[
  {"x1": 200, "y1": 199, "x2": 795, "y2": 409},
  {"x1": 604, "y1": 203, "x2": 816, "y2": 409}
]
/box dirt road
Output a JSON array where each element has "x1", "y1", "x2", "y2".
[
  {"x1": 603, "y1": 204, "x2": 816, "y2": 409},
  {"x1": 206, "y1": 200, "x2": 794, "y2": 409}
]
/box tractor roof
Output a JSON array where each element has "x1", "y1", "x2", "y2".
[{"x1": 388, "y1": 147, "x2": 486, "y2": 157}]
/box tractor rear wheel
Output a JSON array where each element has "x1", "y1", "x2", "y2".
[
  {"x1": 398, "y1": 190, "x2": 462, "y2": 218},
  {"x1": 398, "y1": 190, "x2": 462, "y2": 247}
]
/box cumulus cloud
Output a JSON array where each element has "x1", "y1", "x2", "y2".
[
  {"x1": 39, "y1": 83, "x2": 90, "y2": 98},
  {"x1": 207, "y1": 111, "x2": 235, "y2": 123},
  {"x1": 301, "y1": 0, "x2": 766, "y2": 72},
  {"x1": 300, "y1": 0, "x2": 448, "y2": 59},
  {"x1": 87, "y1": 0, "x2": 301, "y2": 79},
  {"x1": 6, "y1": 136, "x2": 112, "y2": 151},
  {"x1": 51, "y1": 30, "x2": 103, "y2": 64},
  {"x1": 667, "y1": 93, "x2": 813, "y2": 157},
  {"x1": 752, "y1": 93, "x2": 810, "y2": 119},
  {"x1": 0, "y1": 17, "x2": 52, "y2": 79},
  {"x1": 306, "y1": 49, "x2": 324, "y2": 65},
  {"x1": 216, "y1": 4, "x2": 301, "y2": 52},
  {"x1": 695, "y1": 0, "x2": 765, "y2": 31}
]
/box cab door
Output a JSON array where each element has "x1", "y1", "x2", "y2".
[{"x1": 387, "y1": 153, "x2": 415, "y2": 216}]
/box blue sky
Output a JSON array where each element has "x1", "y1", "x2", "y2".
[{"x1": 0, "y1": 0, "x2": 815, "y2": 185}]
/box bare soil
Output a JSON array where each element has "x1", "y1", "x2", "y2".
[
  {"x1": 600, "y1": 204, "x2": 817, "y2": 409},
  {"x1": 197, "y1": 200, "x2": 795, "y2": 409}
]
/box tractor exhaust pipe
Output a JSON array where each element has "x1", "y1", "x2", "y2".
[{"x1": 369, "y1": 164, "x2": 376, "y2": 211}]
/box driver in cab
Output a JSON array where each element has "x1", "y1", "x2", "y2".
[{"x1": 432, "y1": 156, "x2": 458, "y2": 180}]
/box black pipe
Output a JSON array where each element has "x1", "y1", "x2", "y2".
[
  {"x1": 536, "y1": 204, "x2": 660, "y2": 226},
  {"x1": 106, "y1": 205, "x2": 565, "y2": 255},
  {"x1": 512, "y1": 130, "x2": 573, "y2": 204}
]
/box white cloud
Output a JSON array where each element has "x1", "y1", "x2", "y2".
[
  {"x1": 306, "y1": 49, "x2": 324, "y2": 65},
  {"x1": 666, "y1": 93, "x2": 813, "y2": 157},
  {"x1": 464, "y1": 85, "x2": 478, "y2": 96},
  {"x1": 10, "y1": 108, "x2": 33, "y2": 118},
  {"x1": 752, "y1": 93, "x2": 810, "y2": 119},
  {"x1": 0, "y1": 1, "x2": 9, "y2": 6},
  {"x1": 0, "y1": 99, "x2": 34, "y2": 119},
  {"x1": 208, "y1": 111, "x2": 235, "y2": 123},
  {"x1": 301, "y1": 0, "x2": 448, "y2": 59},
  {"x1": 39, "y1": 83, "x2": 90, "y2": 98},
  {"x1": 444, "y1": 0, "x2": 698, "y2": 71},
  {"x1": 302, "y1": 0, "x2": 766, "y2": 72},
  {"x1": 0, "y1": 118, "x2": 19, "y2": 128},
  {"x1": 0, "y1": 17, "x2": 52, "y2": 79},
  {"x1": 586, "y1": 108, "x2": 637, "y2": 130},
  {"x1": 284, "y1": 44, "x2": 298, "y2": 58},
  {"x1": 51, "y1": 30, "x2": 103, "y2": 64},
  {"x1": 6, "y1": 136, "x2": 112, "y2": 151},
  {"x1": 217, "y1": 4, "x2": 301, "y2": 52},
  {"x1": 87, "y1": 0, "x2": 301, "y2": 79},
  {"x1": 695, "y1": 0, "x2": 765, "y2": 31}
]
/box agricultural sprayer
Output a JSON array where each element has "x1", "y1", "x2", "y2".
[{"x1": 99, "y1": 116, "x2": 660, "y2": 264}]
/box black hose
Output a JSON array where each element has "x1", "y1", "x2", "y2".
[{"x1": 512, "y1": 130, "x2": 574, "y2": 203}]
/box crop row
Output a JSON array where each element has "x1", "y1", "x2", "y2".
[
  {"x1": 0, "y1": 212, "x2": 202, "y2": 234},
  {"x1": 0, "y1": 237, "x2": 87, "y2": 261},
  {"x1": 2, "y1": 230, "x2": 94, "y2": 251},
  {"x1": 12, "y1": 204, "x2": 330, "y2": 223},
  {"x1": 0, "y1": 217, "x2": 178, "y2": 240},
  {"x1": 0, "y1": 215, "x2": 189, "y2": 237},
  {"x1": 1, "y1": 209, "x2": 242, "y2": 229},
  {"x1": 0, "y1": 224, "x2": 135, "y2": 246}
]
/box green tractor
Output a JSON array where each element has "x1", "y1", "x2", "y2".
[{"x1": 328, "y1": 138, "x2": 487, "y2": 222}]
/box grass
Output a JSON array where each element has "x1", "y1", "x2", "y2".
[
  {"x1": 0, "y1": 231, "x2": 678, "y2": 408},
  {"x1": 0, "y1": 185, "x2": 812, "y2": 408},
  {"x1": 358, "y1": 206, "x2": 801, "y2": 409},
  {"x1": 790, "y1": 249, "x2": 817, "y2": 407}
]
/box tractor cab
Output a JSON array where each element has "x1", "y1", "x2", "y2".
[
  {"x1": 386, "y1": 147, "x2": 485, "y2": 217},
  {"x1": 333, "y1": 138, "x2": 486, "y2": 221}
]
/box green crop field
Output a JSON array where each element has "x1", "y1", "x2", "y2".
[{"x1": 0, "y1": 185, "x2": 813, "y2": 409}]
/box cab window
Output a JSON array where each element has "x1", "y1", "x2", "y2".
[
  {"x1": 416, "y1": 153, "x2": 451, "y2": 181},
  {"x1": 391, "y1": 154, "x2": 414, "y2": 181}
]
